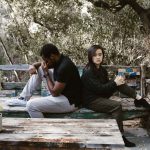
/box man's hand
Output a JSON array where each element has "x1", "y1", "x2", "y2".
[
  {"x1": 28, "y1": 65, "x2": 37, "y2": 75},
  {"x1": 41, "y1": 61, "x2": 49, "y2": 74},
  {"x1": 114, "y1": 75, "x2": 125, "y2": 86}
]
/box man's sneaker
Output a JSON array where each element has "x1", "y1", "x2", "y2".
[
  {"x1": 134, "y1": 98, "x2": 150, "y2": 109},
  {"x1": 6, "y1": 97, "x2": 27, "y2": 107}
]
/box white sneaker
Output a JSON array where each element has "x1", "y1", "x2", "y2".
[{"x1": 6, "y1": 97, "x2": 27, "y2": 107}]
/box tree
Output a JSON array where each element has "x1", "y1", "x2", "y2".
[
  {"x1": 0, "y1": 0, "x2": 149, "y2": 70},
  {"x1": 87, "y1": 0, "x2": 150, "y2": 34}
]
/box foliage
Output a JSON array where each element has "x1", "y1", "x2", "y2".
[{"x1": 0, "y1": 0, "x2": 149, "y2": 68}]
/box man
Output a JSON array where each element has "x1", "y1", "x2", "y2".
[{"x1": 6, "y1": 43, "x2": 81, "y2": 118}]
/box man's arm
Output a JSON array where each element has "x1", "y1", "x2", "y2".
[
  {"x1": 44, "y1": 73, "x2": 66, "y2": 97},
  {"x1": 41, "y1": 61, "x2": 65, "y2": 97},
  {"x1": 32, "y1": 62, "x2": 41, "y2": 69},
  {"x1": 28, "y1": 62, "x2": 41, "y2": 75}
]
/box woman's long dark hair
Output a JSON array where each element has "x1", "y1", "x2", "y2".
[{"x1": 84, "y1": 45, "x2": 105, "y2": 75}]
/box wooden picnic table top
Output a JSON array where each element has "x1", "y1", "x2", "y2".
[{"x1": 0, "y1": 118, "x2": 124, "y2": 150}]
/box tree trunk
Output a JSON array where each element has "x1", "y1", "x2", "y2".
[{"x1": 0, "y1": 37, "x2": 20, "y2": 81}]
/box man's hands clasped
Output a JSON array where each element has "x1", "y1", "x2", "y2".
[
  {"x1": 28, "y1": 61, "x2": 49, "y2": 76},
  {"x1": 28, "y1": 65, "x2": 37, "y2": 75}
]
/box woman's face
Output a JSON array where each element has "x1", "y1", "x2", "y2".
[{"x1": 92, "y1": 49, "x2": 103, "y2": 68}]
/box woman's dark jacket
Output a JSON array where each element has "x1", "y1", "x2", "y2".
[{"x1": 81, "y1": 66, "x2": 117, "y2": 106}]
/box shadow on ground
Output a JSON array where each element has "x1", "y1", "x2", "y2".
[{"x1": 124, "y1": 119, "x2": 150, "y2": 150}]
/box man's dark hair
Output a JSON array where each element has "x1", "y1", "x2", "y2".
[{"x1": 40, "y1": 43, "x2": 59, "y2": 58}]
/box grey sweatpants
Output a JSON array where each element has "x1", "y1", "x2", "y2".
[{"x1": 20, "y1": 67, "x2": 77, "y2": 118}]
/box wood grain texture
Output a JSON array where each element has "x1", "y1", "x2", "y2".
[{"x1": 0, "y1": 118, "x2": 124, "y2": 150}]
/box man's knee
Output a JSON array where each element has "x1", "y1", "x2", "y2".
[{"x1": 26, "y1": 100, "x2": 35, "y2": 111}]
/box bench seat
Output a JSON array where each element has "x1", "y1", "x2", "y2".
[{"x1": 0, "y1": 96, "x2": 149, "y2": 120}]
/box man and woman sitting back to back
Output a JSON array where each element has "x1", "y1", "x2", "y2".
[{"x1": 6, "y1": 43, "x2": 150, "y2": 147}]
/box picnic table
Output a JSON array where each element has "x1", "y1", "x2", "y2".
[{"x1": 0, "y1": 118, "x2": 124, "y2": 150}]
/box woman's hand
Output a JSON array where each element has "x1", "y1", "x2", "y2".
[{"x1": 114, "y1": 75, "x2": 125, "y2": 86}]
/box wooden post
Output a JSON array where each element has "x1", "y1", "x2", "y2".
[
  {"x1": 140, "y1": 64, "x2": 146, "y2": 97},
  {"x1": 0, "y1": 73, "x2": 1, "y2": 90},
  {"x1": 0, "y1": 73, "x2": 2, "y2": 91}
]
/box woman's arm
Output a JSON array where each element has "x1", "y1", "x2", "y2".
[{"x1": 82, "y1": 74, "x2": 117, "y2": 95}]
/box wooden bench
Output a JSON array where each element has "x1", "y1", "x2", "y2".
[
  {"x1": 0, "y1": 96, "x2": 149, "y2": 121},
  {"x1": 0, "y1": 118, "x2": 124, "y2": 150},
  {"x1": 0, "y1": 64, "x2": 149, "y2": 121},
  {"x1": 0, "y1": 64, "x2": 42, "y2": 96},
  {"x1": 0, "y1": 64, "x2": 147, "y2": 96}
]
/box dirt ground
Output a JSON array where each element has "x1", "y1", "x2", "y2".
[{"x1": 123, "y1": 119, "x2": 150, "y2": 150}]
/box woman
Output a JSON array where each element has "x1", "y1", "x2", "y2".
[{"x1": 81, "y1": 45, "x2": 150, "y2": 147}]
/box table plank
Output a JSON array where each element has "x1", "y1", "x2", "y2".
[{"x1": 0, "y1": 118, "x2": 124, "y2": 149}]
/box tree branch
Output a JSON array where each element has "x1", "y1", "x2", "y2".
[
  {"x1": 111, "y1": 0, "x2": 128, "y2": 12},
  {"x1": 0, "y1": 37, "x2": 20, "y2": 81},
  {"x1": 33, "y1": 15, "x2": 55, "y2": 33},
  {"x1": 87, "y1": 0, "x2": 112, "y2": 10},
  {"x1": 87, "y1": 0, "x2": 150, "y2": 33}
]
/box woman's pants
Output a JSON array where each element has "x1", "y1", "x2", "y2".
[{"x1": 87, "y1": 84, "x2": 137, "y2": 133}]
